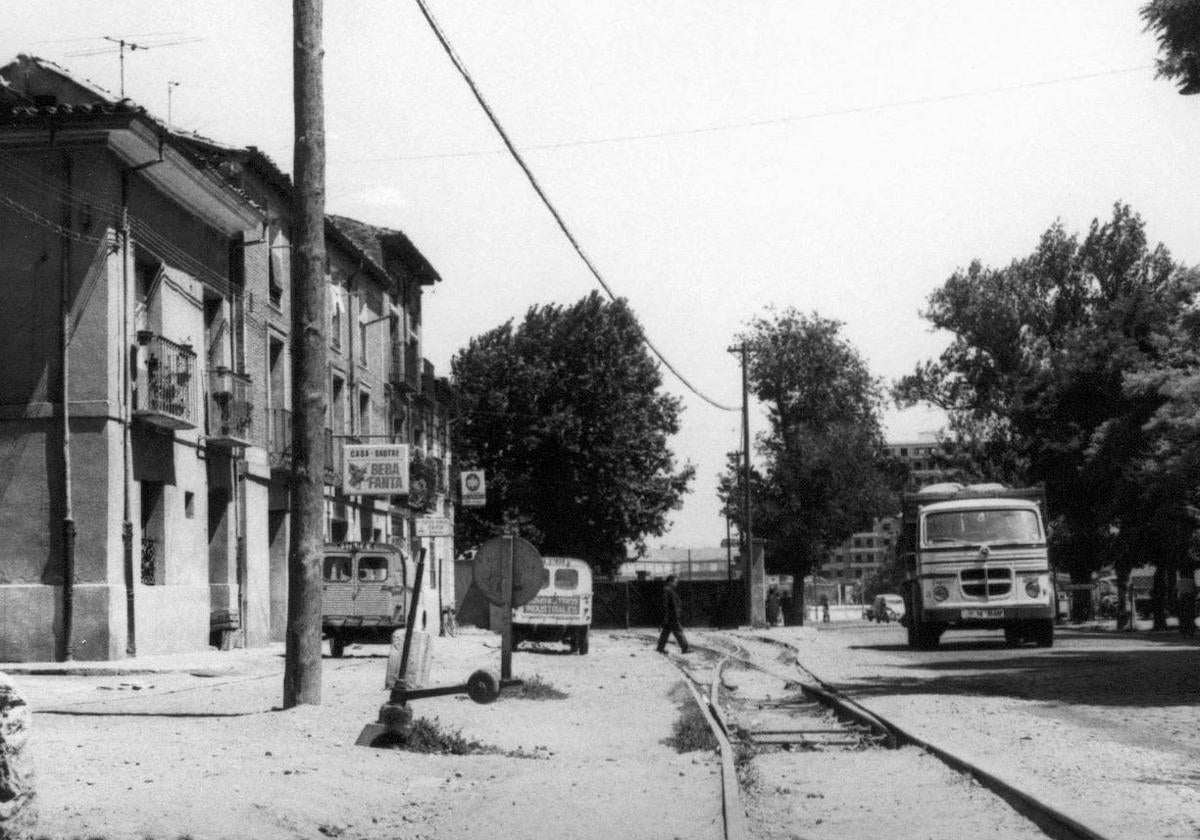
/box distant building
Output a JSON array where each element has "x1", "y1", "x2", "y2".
[
  {"x1": 618, "y1": 547, "x2": 740, "y2": 581},
  {"x1": 883, "y1": 431, "x2": 950, "y2": 488},
  {"x1": 820, "y1": 517, "x2": 899, "y2": 603}
]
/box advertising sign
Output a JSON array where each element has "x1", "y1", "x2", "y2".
[
  {"x1": 342, "y1": 443, "x2": 409, "y2": 495},
  {"x1": 415, "y1": 516, "x2": 453, "y2": 538},
  {"x1": 460, "y1": 469, "x2": 486, "y2": 507}
]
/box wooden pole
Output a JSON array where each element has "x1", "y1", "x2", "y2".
[
  {"x1": 500, "y1": 536, "x2": 513, "y2": 679},
  {"x1": 283, "y1": 0, "x2": 328, "y2": 708}
]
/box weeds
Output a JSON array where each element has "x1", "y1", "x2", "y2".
[
  {"x1": 512, "y1": 674, "x2": 568, "y2": 700},
  {"x1": 663, "y1": 683, "x2": 719, "y2": 753}
]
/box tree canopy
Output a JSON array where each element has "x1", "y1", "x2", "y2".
[
  {"x1": 896, "y1": 203, "x2": 1200, "y2": 583},
  {"x1": 450, "y1": 292, "x2": 694, "y2": 573},
  {"x1": 719, "y1": 309, "x2": 901, "y2": 580},
  {"x1": 1142, "y1": 0, "x2": 1200, "y2": 93}
]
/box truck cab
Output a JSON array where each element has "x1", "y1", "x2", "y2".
[{"x1": 900, "y1": 484, "x2": 1054, "y2": 649}]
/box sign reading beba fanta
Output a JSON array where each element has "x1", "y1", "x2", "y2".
[{"x1": 342, "y1": 444, "x2": 409, "y2": 495}]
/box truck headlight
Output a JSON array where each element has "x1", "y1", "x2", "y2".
[
  {"x1": 1025, "y1": 578, "x2": 1041, "y2": 598},
  {"x1": 932, "y1": 585, "x2": 949, "y2": 602}
]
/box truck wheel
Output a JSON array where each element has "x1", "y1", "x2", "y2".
[
  {"x1": 331, "y1": 635, "x2": 345, "y2": 658},
  {"x1": 1004, "y1": 625, "x2": 1022, "y2": 647},
  {"x1": 577, "y1": 627, "x2": 589, "y2": 655},
  {"x1": 1032, "y1": 619, "x2": 1054, "y2": 648}
]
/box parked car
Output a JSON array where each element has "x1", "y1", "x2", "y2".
[{"x1": 873, "y1": 593, "x2": 906, "y2": 623}]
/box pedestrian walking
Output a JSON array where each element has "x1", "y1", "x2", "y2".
[
  {"x1": 1178, "y1": 562, "x2": 1196, "y2": 639},
  {"x1": 656, "y1": 575, "x2": 689, "y2": 653},
  {"x1": 765, "y1": 585, "x2": 781, "y2": 626},
  {"x1": 820, "y1": 594, "x2": 830, "y2": 623}
]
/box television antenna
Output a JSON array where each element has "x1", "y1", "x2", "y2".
[{"x1": 66, "y1": 35, "x2": 203, "y2": 98}]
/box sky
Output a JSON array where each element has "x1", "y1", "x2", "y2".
[{"x1": 5, "y1": 1, "x2": 1200, "y2": 549}]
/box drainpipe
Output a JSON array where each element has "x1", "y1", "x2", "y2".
[
  {"x1": 120, "y1": 174, "x2": 136, "y2": 658},
  {"x1": 60, "y1": 153, "x2": 76, "y2": 661}
]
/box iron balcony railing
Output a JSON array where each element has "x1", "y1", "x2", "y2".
[
  {"x1": 206, "y1": 367, "x2": 253, "y2": 446},
  {"x1": 134, "y1": 332, "x2": 197, "y2": 429},
  {"x1": 268, "y1": 407, "x2": 292, "y2": 469}
]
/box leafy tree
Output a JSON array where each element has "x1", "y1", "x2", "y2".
[
  {"x1": 1142, "y1": 0, "x2": 1200, "y2": 94},
  {"x1": 896, "y1": 204, "x2": 1198, "y2": 615},
  {"x1": 450, "y1": 292, "x2": 694, "y2": 573},
  {"x1": 719, "y1": 309, "x2": 899, "y2": 593}
]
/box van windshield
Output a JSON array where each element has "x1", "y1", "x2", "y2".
[
  {"x1": 554, "y1": 568, "x2": 579, "y2": 590},
  {"x1": 358, "y1": 555, "x2": 389, "y2": 582},
  {"x1": 924, "y1": 509, "x2": 1041, "y2": 545},
  {"x1": 323, "y1": 556, "x2": 351, "y2": 582}
]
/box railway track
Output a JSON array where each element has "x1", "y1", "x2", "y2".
[{"x1": 655, "y1": 630, "x2": 1114, "y2": 840}]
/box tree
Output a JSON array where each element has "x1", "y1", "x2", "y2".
[
  {"x1": 719, "y1": 309, "x2": 899, "y2": 587},
  {"x1": 896, "y1": 204, "x2": 1198, "y2": 616},
  {"x1": 1142, "y1": 0, "x2": 1200, "y2": 94},
  {"x1": 450, "y1": 292, "x2": 694, "y2": 573}
]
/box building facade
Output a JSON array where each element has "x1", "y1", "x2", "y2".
[{"x1": 0, "y1": 55, "x2": 455, "y2": 661}]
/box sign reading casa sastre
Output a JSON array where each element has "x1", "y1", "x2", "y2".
[{"x1": 343, "y1": 444, "x2": 409, "y2": 496}]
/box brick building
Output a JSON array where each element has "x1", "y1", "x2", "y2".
[{"x1": 0, "y1": 55, "x2": 455, "y2": 661}]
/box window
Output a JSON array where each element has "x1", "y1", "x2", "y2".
[
  {"x1": 268, "y1": 242, "x2": 284, "y2": 309},
  {"x1": 358, "y1": 555, "x2": 389, "y2": 582},
  {"x1": 554, "y1": 568, "x2": 579, "y2": 590},
  {"x1": 358, "y1": 390, "x2": 371, "y2": 437},
  {"x1": 323, "y1": 556, "x2": 351, "y2": 581}
]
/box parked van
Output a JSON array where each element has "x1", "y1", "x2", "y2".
[
  {"x1": 873, "y1": 593, "x2": 906, "y2": 623},
  {"x1": 321, "y1": 542, "x2": 436, "y2": 657},
  {"x1": 511, "y1": 556, "x2": 593, "y2": 654}
]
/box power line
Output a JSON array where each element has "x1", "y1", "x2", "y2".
[
  {"x1": 351, "y1": 63, "x2": 1154, "y2": 164},
  {"x1": 413, "y1": 0, "x2": 739, "y2": 413}
]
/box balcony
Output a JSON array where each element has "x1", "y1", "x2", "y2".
[
  {"x1": 268, "y1": 407, "x2": 292, "y2": 470},
  {"x1": 206, "y1": 367, "x2": 253, "y2": 448},
  {"x1": 388, "y1": 344, "x2": 421, "y2": 398},
  {"x1": 134, "y1": 333, "x2": 197, "y2": 430}
]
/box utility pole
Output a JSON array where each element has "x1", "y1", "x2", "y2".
[
  {"x1": 740, "y1": 345, "x2": 752, "y2": 565},
  {"x1": 284, "y1": 0, "x2": 328, "y2": 708}
]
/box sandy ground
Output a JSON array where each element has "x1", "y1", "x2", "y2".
[
  {"x1": 7, "y1": 622, "x2": 1199, "y2": 839},
  {"x1": 15, "y1": 629, "x2": 722, "y2": 840}
]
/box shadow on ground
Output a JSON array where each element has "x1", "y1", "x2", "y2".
[{"x1": 839, "y1": 634, "x2": 1200, "y2": 708}]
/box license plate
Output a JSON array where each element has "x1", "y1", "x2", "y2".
[{"x1": 962, "y1": 608, "x2": 1005, "y2": 619}]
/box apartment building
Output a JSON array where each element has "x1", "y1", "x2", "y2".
[{"x1": 0, "y1": 55, "x2": 455, "y2": 661}]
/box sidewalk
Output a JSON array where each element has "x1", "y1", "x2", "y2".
[{"x1": 1, "y1": 644, "x2": 286, "y2": 677}]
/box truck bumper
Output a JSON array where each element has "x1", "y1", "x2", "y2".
[{"x1": 922, "y1": 605, "x2": 1053, "y2": 626}]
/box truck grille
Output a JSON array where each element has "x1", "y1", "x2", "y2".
[{"x1": 960, "y1": 567, "x2": 1012, "y2": 598}]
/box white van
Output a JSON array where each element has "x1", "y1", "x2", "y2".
[
  {"x1": 321, "y1": 542, "x2": 436, "y2": 657},
  {"x1": 511, "y1": 557, "x2": 593, "y2": 654}
]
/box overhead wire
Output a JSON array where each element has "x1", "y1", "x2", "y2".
[
  {"x1": 413, "y1": 0, "x2": 739, "y2": 414},
  {"x1": 351, "y1": 63, "x2": 1155, "y2": 163}
]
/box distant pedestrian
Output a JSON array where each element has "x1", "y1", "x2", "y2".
[
  {"x1": 765, "y1": 586, "x2": 781, "y2": 626},
  {"x1": 779, "y1": 591, "x2": 792, "y2": 626},
  {"x1": 656, "y1": 575, "x2": 689, "y2": 653},
  {"x1": 1178, "y1": 563, "x2": 1196, "y2": 639},
  {"x1": 820, "y1": 595, "x2": 830, "y2": 623}
]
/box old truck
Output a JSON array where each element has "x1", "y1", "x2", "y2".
[
  {"x1": 321, "y1": 542, "x2": 437, "y2": 657},
  {"x1": 899, "y1": 483, "x2": 1054, "y2": 649}
]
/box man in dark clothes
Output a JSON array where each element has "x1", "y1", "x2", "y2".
[{"x1": 656, "y1": 575, "x2": 689, "y2": 653}]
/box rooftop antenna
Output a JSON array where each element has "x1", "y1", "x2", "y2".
[
  {"x1": 66, "y1": 35, "x2": 202, "y2": 98},
  {"x1": 167, "y1": 80, "x2": 180, "y2": 126}
]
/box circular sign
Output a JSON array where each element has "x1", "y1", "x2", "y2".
[
  {"x1": 464, "y1": 473, "x2": 482, "y2": 492},
  {"x1": 472, "y1": 536, "x2": 544, "y2": 608}
]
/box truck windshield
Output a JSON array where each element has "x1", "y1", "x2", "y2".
[{"x1": 925, "y1": 509, "x2": 1041, "y2": 545}]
